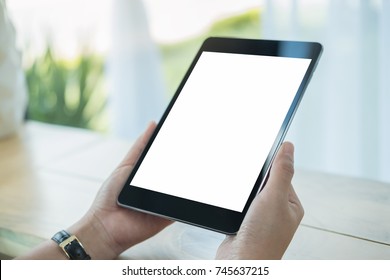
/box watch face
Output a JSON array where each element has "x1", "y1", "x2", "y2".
[{"x1": 51, "y1": 230, "x2": 71, "y2": 244}]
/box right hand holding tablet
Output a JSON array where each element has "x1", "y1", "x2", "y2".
[{"x1": 216, "y1": 142, "x2": 304, "y2": 259}]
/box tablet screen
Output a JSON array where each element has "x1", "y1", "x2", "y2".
[{"x1": 130, "y1": 51, "x2": 311, "y2": 212}]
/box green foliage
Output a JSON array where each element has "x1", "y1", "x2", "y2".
[
  {"x1": 159, "y1": 8, "x2": 261, "y2": 97},
  {"x1": 25, "y1": 47, "x2": 106, "y2": 129},
  {"x1": 24, "y1": 9, "x2": 260, "y2": 130}
]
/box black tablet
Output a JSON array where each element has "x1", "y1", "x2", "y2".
[{"x1": 118, "y1": 37, "x2": 322, "y2": 234}]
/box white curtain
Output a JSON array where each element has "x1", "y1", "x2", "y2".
[
  {"x1": 261, "y1": 0, "x2": 390, "y2": 183},
  {"x1": 107, "y1": 0, "x2": 166, "y2": 140}
]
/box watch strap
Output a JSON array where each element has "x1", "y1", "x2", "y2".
[{"x1": 52, "y1": 230, "x2": 91, "y2": 260}]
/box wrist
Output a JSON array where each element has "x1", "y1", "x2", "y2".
[{"x1": 67, "y1": 214, "x2": 119, "y2": 260}]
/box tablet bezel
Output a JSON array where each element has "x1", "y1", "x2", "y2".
[{"x1": 118, "y1": 37, "x2": 322, "y2": 234}]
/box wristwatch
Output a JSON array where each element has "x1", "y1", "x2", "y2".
[{"x1": 52, "y1": 230, "x2": 91, "y2": 260}]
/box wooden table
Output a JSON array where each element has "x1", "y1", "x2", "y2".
[{"x1": 0, "y1": 121, "x2": 389, "y2": 259}]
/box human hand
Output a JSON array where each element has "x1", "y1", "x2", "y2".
[
  {"x1": 68, "y1": 122, "x2": 173, "y2": 259},
  {"x1": 216, "y1": 142, "x2": 304, "y2": 259}
]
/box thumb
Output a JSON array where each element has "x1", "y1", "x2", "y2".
[{"x1": 265, "y1": 142, "x2": 295, "y2": 194}]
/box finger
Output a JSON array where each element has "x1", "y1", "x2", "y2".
[
  {"x1": 105, "y1": 122, "x2": 157, "y2": 195},
  {"x1": 264, "y1": 142, "x2": 295, "y2": 195},
  {"x1": 118, "y1": 121, "x2": 157, "y2": 168}
]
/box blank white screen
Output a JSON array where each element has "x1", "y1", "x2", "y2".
[{"x1": 131, "y1": 51, "x2": 311, "y2": 212}]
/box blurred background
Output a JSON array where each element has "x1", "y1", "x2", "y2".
[{"x1": 4, "y1": 0, "x2": 389, "y2": 183}]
